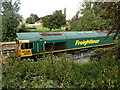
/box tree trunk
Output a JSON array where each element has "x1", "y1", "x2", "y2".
[{"x1": 50, "y1": 28, "x2": 52, "y2": 31}]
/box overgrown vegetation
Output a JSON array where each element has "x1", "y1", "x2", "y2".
[
  {"x1": 2, "y1": 40, "x2": 119, "y2": 88},
  {"x1": 26, "y1": 14, "x2": 39, "y2": 24},
  {"x1": 42, "y1": 10, "x2": 66, "y2": 31},
  {"x1": 1, "y1": 0, "x2": 21, "y2": 41},
  {"x1": 71, "y1": 2, "x2": 120, "y2": 31}
]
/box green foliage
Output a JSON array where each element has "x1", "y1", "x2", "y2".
[
  {"x1": 1, "y1": 0, "x2": 21, "y2": 41},
  {"x1": 26, "y1": 14, "x2": 39, "y2": 24},
  {"x1": 30, "y1": 14, "x2": 39, "y2": 23},
  {"x1": 90, "y1": 39, "x2": 120, "y2": 61},
  {"x1": 42, "y1": 15, "x2": 54, "y2": 31},
  {"x1": 26, "y1": 17, "x2": 33, "y2": 24},
  {"x1": 70, "y1": 20, "x2": 80, "y2": 31},
  {"x1": 64, "y1": 8, "x2": 66, "y2": 16},
  {"x1": 93, "y1": 2, "x2": 120, "y2": 30},
  {"x1": 0, "y1": 14, "x2": 2, "y2": 40},
  {"x1": 42, "y1": 10, "x2": 66, "y2": 31},
  {"x1": 71, "y1": 2, "x2": 112, "y2": 31},
  {"x1": 2, "y1": 50, "x2": 119, "y2": 88},
  {"x1": 52, "y1": 10, "x2": 66, "y2": 29}
]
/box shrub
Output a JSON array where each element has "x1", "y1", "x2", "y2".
[{"x1": 2, "y1": 51, "x2": 119, "y2": 88}]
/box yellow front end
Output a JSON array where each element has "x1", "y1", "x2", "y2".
[
  {"x1": 17, "y1": 40, "x2": 33, "y2": 57},
  {"x1": 18, "y1": 49, "x2": 32, "y2": 57}
]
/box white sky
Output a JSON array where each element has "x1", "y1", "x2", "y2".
[{"x1": 18, "y1": 0, "x2": 84, "y2": 20}]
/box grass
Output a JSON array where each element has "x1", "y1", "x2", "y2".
[{"x1": 25, "y1": 24, "x2": 66, "y2": 32}]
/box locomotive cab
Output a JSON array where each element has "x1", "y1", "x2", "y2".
[{"x1": 16, "y1": 39, "x2": 33, "y2": 57}]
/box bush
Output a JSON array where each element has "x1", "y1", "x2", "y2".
[{"x1": 2, "y1": 51, "x2": 119, "y2": 88}]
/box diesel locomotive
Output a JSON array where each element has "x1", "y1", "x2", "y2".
[{"x1": 16, "y1": 31, "x2": 119, "y2": 58}]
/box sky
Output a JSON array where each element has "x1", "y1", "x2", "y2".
[{"x1": 18, "y1": 0, "x2": 84, "y2": 20}]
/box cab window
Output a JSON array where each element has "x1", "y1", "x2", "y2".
[{"x1": 21, "y1": 43, "x2": 34, "y2": 49}]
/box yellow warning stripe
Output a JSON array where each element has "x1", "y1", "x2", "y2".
[{"x1": 19, "y1": 40, "x2": 29, "y2": 43}]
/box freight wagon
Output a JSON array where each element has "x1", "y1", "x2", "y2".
[{"x1": 16, "y1": 31, "x2": 119, "y2": 58}]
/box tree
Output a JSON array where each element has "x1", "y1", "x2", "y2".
[
  {"x1": 1, "y1": 0, "x2": 21, "y2": 41},
  {"x1": 52, "y1": 10, "x2": 66, "y2": 29},
  {"x1": 71, "y1": 2, "x2": 111, "y2": 31},
  {"x1": 42, "y1": 10, "x2": 66, "y2": 31},
  {"x1": 92, "y1": 2, "x2": 120, "y2": 31},
  {"x1": 91, "y1": 2, "x2": 120, "y2": 32},
  {"x1": 64, "y1": 8, "x2": 66, "y2": 16},
  {"x1": 30, "y1": 14, "x2": 39, "y2": 23},
  {"x1": 92, "y1": 2, "x2": 120, "y2": 46},
  {"x1": 42, "y1": 15, "x2": 54, "y2": 31},
  {"x1": 0, "y1": 14, "x2": 2, "y2": 41},
  {"x1": 70, "y1": 20, "x2": 80, "y2": 31},
  {"x1": 26, "y1": 14, "x2": 39, "y2": 24},
  {"x1": 26, "y1": 17, "x2": 33, "y2": 24}
]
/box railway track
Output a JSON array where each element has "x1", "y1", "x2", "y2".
[
  {"x1": 61, "y1": 44, "x2": 114, "y2": 63},
  {"x1": 61, "y1": 49, "x2": 95, "y2": 63}
]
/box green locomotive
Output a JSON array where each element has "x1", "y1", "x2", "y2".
[{"x1": 16, "y1": 31, "x2": 119, "y2": 58}]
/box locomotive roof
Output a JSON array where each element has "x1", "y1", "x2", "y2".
[{"x1": 16, "y1": 31, "x2": 108, "y2": 41}]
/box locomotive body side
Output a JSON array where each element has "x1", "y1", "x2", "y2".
[
  {"x1": 16, "y1": 31, "x2": 117, "y2": 58},
  {"x1": 64, "y1": 31, "x2": 114, "y2": 50}
]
